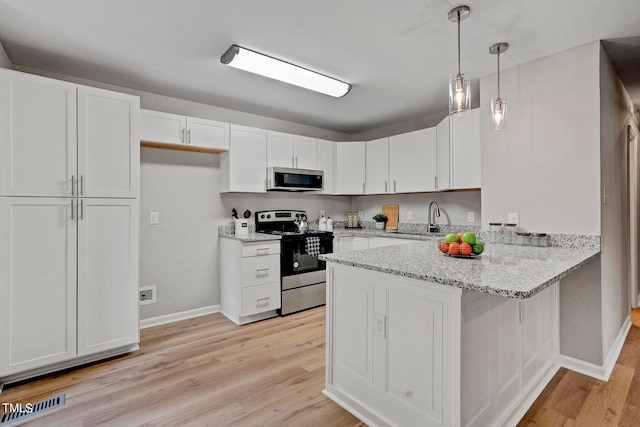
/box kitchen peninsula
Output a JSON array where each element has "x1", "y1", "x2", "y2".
[{"x1": 320, "y1": 240, "x2": 600, "y2": 427}]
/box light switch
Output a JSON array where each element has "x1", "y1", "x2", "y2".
[
  {"x1": 467, "y1": 211, "x2": 475, "y2": 222},
  {"x1": 406, "y1": 211, "x2": 413, "y2": 221},
  {"x1": 507, "y1": 212, "x2": 519, "y2": 226},
  {"x1": 149, "y1": 211, "x2": 159, "y2": 225}
]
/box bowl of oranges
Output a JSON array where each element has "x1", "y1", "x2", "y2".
[{"x1": 438, "y1": 232, "x2": 484, "y2": 258}]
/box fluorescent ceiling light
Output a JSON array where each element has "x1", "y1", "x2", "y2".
[{"x1": 221, "y1": 45, "x2": 351, "y2": 98}]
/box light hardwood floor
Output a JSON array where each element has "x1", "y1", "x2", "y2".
[
  {"x1": 2, "y1": 307, "x2": 640, "y2": 426},
  {"x1": 1, "y1": 307, "x2": 363, "y2": 426}
]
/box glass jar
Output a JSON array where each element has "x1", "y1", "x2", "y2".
[
  {"x1": 516, "y1": 231, "x2": 531, "y2": 246},
  {"x1": 531, "y1": 233, "x2": 548, "y2": 247},
  {"x1": 489, "y1": 223, "x2": 502, "y2": 243},
  {"x1": 503, "y1": 223, "x2": 518, "y2": 244}
]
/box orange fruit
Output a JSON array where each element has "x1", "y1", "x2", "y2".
[
  {"x1": 460, "y1": 242, "x2": 472, "y2": 256},
  {"x1": 438, "y1": 241, "x2": 449, "y2": 253},
  {"x1": 448, "y1": 242, "x2": 460, "y2": 255}
]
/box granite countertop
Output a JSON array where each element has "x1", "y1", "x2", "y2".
[
  {"x1": 332, "y1": 229, "x2": 439, "y2": 241},
  {"x1": 218, "y1": 230, "x2": 281, "y2": 242},
  {"x1": 320, "y1": 242, "x2": 600, "y2": 299}
]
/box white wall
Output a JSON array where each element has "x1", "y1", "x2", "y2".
[
  {"x1": 0, "y1": 41, "x2": 11, "y2": 68},
  {"x1": 598, "y1": 44, "x2": 637, "y2": 358},
  {"x1": 352, "y1": 191, "x2": 481, "y2": 227},
  {"x1": 480, "y1": 43, "x2": 601, "y2": 235}
]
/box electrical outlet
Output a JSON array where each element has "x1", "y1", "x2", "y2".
[
  {"x1": 507, "y1": 212, "x2": 519, "y2": 226},
  {"x1": 407, "y1": 211, "x2": 413, "y2": 221},
  {"x1": 467, "y1": 211, "x2": 475, "y2": 222},
  {"x1": 320, "y1": 210, "x2": 326, "y2": 218},
  {"x1": 149, "y1": 211, "x2": 159, "y2": 225},
  {"x1": 139, "y1": 285, "x2": 157, "y2": 305},
  {"x1": 374, "y1": 313, "x2": 386, "y2": 337}
]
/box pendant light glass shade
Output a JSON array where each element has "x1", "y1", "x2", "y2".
[
  {"x1": 489, "y1": 42, "x2": 509, "y2": 131},
  {"x1": 490, "y1": 97, "x2": 507, "y2": 131},
  {"x1": 448, "y1": 5, "x2": 471, "y2": 115},
  {"x1": 449, "y1": 73, "x2": 470, "y2": 115}
]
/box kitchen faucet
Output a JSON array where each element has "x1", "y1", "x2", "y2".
[{"x1": 428, "y1": 201, "x2": 441, "y2": 233}]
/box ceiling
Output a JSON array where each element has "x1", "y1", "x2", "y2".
[{"x1": 0, "y1": 0, "x2": 638, "y2": 135}]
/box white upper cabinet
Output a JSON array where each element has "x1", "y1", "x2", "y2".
[
  {"x1": 336, "y1": 141, "x2": 366, "y2": 194},
  {"x1": 450, "y1": 108, "x2": 481, "y2": 189},
  {"x1": 436, "y1": 116, "x2": 451, "y2": 191},
  {"x1": 140, "y1": 109, "x2": 229, "y2": 151},
  {"x1": 389, "y1": 128, "x2": 437, "y2": 193},
  {"x1": 220, "y1": 125, "x2": 267, "y2": 193},
  {"x1": 316, "y1": 139, "x2": 336, "y2": 194},
  {"x1": 0, "y1": 69, "x2": 139, "y2": 199},
  {"x1": 78, "y1": 86, "x2": 140, "y2": 198},
  {"x1": 266, "y1": 131, "x2": 316, "y2": 169},
  {"x1": 0, "y1": 69, "x2": 77, "y2": 197},
  {"x1": 365, "y1": 137, "x2": 390, "y2": 194}
]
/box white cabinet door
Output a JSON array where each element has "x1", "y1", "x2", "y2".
[
  {"x1": 220, "y1": 125, "x2": 267, "y2": 193},
  {"x1": 0, "y1": 69, "x2": 77, "y2": 197},
  {"x1": 293, "y1": 135, "x2": 317, "y2": 169},
  {"x1": 451, "y1": 108, "x2": 481, "y2": 189},
  {"x1": 139, "y1": 109, "x2": 186, "y2": 145},
  {"x1": 267, "y1": 131, "x2": 294, "y2": 167},
  {"x1": 365, "y1": 137, "x2": 390, "y2": 194},
  {"x1": 316, "y1": 139, "x2": 335, "y2": 194},
  {"x1": 352, "y1": 236, "x2": 370, "y2": 251},
  {"x1": 336, "y1": 142, "x2": 366, "y2": 194},
  {"x1": 390, "y1": 128, "x2": 436, "y2": 193},
  {"x1": 186, "y1": 116, "x2": 229, "y2": 150},
  {"x1": 77, "y1": 198, "x2": 139, "y2": 357},
  {"x1": 78, "y1": 86, "x2": 139, "y2": 199},
  {"x1": 0, "y1": 198, "x2": 77, "y2": 376},
  {"x1": 436, "y1": 116, "x2": 451, "y2": 191}
]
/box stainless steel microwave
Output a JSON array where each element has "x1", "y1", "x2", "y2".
[{"x1": 266, "y1": 167, "x2": 323, "y2": 191}]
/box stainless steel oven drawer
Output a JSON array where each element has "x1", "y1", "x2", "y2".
[{"x1": 280, "y1": 282, "x2": 326, "y2": 315}]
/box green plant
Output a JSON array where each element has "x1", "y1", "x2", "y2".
[{"x1": 373, "y1": 213, "x2": 388, "y2": 222}]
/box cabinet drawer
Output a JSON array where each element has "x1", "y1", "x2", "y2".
[
  {"x1": 242, "y1": 282, "x2": 281, "y2": 316},
  {"x1": 242, "y1": 254, "x2": 280, "y2": 287},
  {"x1": 242, "y1": 241, "x2": 281, "y2": 257}
]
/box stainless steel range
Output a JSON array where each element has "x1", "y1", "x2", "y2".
[{"x1": 255, "y1": 210, "x2": 333, "y2": 315}]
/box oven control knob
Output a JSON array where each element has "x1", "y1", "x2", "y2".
[
  {"x1": 267, "y1": 214, "x2": 271, "y2": 219},
  {"x1": 260, "y1": 214, "x2": 265, "y2": 219},
  {"x1": 293, "y1": 261, "x2": 299, "y2": 269}
]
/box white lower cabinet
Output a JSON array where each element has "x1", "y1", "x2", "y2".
[
  {"x1": 336, "y1": 235, "x2": 418, "y2": 252},
  {"x1": 0, "y1": 197, "x2": 139, "y2": 378},
  {"x1": 325, "y1": 263, "x2": 559, "y2": 427},
  {"x1": 220, "y1": 238, "x2": 281, "y2": 325}
]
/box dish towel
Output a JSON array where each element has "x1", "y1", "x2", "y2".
[{"x1": 305, "y1": 237, "x2": 321, "y2": 257}]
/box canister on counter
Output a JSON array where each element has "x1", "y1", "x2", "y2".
[
  {"x1": 489, "y1": 223, "x2": 502, "y2": 243},
  {"x1": 531, "y1": 233, "x2": 548, "y2": 247},
  {"x1": 516, "y1": 231, "x2": 531, "y2": 246},
  {"x1": 503, "y1": 223, "x2": 518, "y2": 244}
]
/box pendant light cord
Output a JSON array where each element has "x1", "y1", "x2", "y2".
[
  {"x1": 457, "y1": 11, "x2": 461, "y2": 75},
  {"x1": 497, "y1": 49, "x2": 500, "y2": 98}
]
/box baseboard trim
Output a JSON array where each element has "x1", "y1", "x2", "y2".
[
  {"x1": 140, "y1": 305, "x2": 220, "y2": 329},
  {"x1": 558, "y1": 314, "x2": 631, "y2": 381}
]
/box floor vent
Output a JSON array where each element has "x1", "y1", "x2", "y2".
[{"x1": 0, "y1": 394, "x2": 65, "y2": 426}]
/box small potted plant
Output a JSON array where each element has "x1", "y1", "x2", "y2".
[{"x1": 373, "y1": 213, "x2": 388, "y2": 230}]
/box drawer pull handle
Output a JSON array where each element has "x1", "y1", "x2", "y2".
[
  {"x1": 256, "y1": 268, "x2": 271, "y2": 274},
  {"x1": 256, "y1": 248, "x2": 271, "y2": 255},
  {"x1": 257, "y1": 297, "x2": 271, "y2": 305}
]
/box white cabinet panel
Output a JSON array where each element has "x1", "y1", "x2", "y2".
[
  {"x1": 78, "y1": 86, "x2": 139, "y2": 198},
  {"x1": 140, "y1": 109, "x2": 229, "y2": 151},
  {"x1": 365, "y1": 137, "x2": 390, "y2": 194},
  {"x1": 293, "y1": 135, "x2": 317, "y2": 169},
  {"x1": 186, "y1": 116, "x2": 229, "y2": 150},
  {"x1": 267, "y1": 131, "x2": 294, "y2": 168},
  {"x1": 436, "y1": 116, "x2": 451, "y2": 191},
  {"x1": 336, "y1": 142, "x2": 366, "y2": 194},
  {"x1": 241, "y1": 254, "x2": 280, "y2": 287},
  {"x1": 139, "y1": 109, "x2": 186, "y2": 145},
  {"x1": 451, "y1": 109, "x2": 481, "y2": 189},
  {"x1": 0, "y1": 198, "x2": 77, "y2": 376},
  {"x1": 77, "y1": 198, "x2": 139, "y2": 357},
  {"x1": 316, "y1": 139, "x2": 335, "y2": 194},
  {"x1": 220, "y1": 125, "x2": 267, "y2": 193},
  {"x1": 390, "y1": 128, "x2": 436, "y2": 193},
  {"x1": 241, "y1": 282, "x2": 281, "y2": 316},
  {"x1": 0, "y1": 69, "x2": 77, "y2": 197}
]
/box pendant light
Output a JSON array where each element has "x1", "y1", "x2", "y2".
[
  {"x1": 448, "y1": 5, "x2": 471, "y2": 115},
  {"x1": 489, "y1": 42, "x2": 509, "y2": 131}
]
